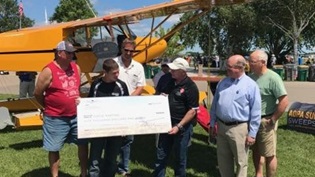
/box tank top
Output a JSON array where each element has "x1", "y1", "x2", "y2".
[{"x1": 44, "y1": 62, "x2": 80, "y2": 117}]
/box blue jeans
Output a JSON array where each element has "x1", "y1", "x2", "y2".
[
  {"x1": 117, "y1": 135, "x2": 134, "y2": 173},
  {"x1": 153, "y1": 122, "x2": 193, "y2": 177},
  {"x1": 43, "y1": 115, "x2": 87, "y2": 152},
  {"x1": 89, "y1": 136, "x2": 123, "y2": 177}
]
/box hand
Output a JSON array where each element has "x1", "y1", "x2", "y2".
[
  {"x1": 246, "y1": 136, "x2": 255, "y2": 146},
  {"x1": 161, "y1": 93, "x2": 168, "y2": 97},
  {"x1": 208, "y1": 126, "x2": 217, "y2": 144},
  {"x1": 75, "y1": 97, "x2": 81, "y2": 106},
  {"x1": 268, "y1": 118, "x2": 276, "y2": 125},
  {"x1": 168, "y1": 126, "x2": 179, "y2": 135}
]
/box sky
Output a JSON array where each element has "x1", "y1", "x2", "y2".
[{"x1": 21, "y1": 0, "x2": 201, "y2": 53}]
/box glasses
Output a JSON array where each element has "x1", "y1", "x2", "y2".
[
  {"x1": 248, "y1": 60, "x2": 261, "y2": 64},
  {"x1": 124, "y1": 48, "x2": 135, "y2": 53},
  {"x1": 64, "y1": 51, "x2": 74, "y2": 55},
  {"x1": 226, "y1": 64, "x2": 239, "y2": 69}
]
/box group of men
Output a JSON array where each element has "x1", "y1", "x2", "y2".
[
  {"x1": 29, "y1": 34, "x2": 288, "y2": 177},
  {"x1": 210, "y1": 50, "x2": 289, "y2": 177},
  {"x1": 33, "y1": 38, "x2": 199, "y2": 177}
]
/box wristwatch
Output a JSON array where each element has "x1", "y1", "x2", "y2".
[{"x1": 176, "y1": 124, "x2": 184, "y2": 131}]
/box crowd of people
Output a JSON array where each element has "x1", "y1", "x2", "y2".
[{"x1": 31, "y1": 38, "x2": 288, "y2": 177}]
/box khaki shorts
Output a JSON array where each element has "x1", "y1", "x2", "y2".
[{"x1": 253, "y1": 118, "x2": 278, "y2": 157}]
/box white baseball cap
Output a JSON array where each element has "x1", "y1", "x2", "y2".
[
  {"x1": 56, "y1": 41, "x2": 77, "y2": 52},
  {"x1": 167, "y1": 57, "x2": 189, "y2": 71}
]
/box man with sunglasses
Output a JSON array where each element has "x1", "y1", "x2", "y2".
[
  {"x1": 113, "y1": 38, "x2": 146, "y2": 177},
  {"x1": 34, "y1": 40, "x2": 88, "y2": 177}
]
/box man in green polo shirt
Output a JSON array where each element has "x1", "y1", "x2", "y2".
[{"x1": 249, "y1": 50, "x2": 289, "y2": 177}]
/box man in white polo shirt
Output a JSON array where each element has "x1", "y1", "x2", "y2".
[{"x1": 114, "y1": 38, "x2": 146, "y2": 177}]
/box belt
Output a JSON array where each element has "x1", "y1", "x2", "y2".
[
  {"x1": 261, "y1": 113, "x2": 273, "y2": 118},
  {"x1": 217, "y1": 118, "x2": 247, "y2": 126}
]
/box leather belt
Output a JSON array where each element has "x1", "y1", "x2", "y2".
[
  {"x1": 261, "y1": 113, "x2": 273, "y2": 118},
  {"x1": 217, "y1": 118, "x2": 247, "y2": 126}
]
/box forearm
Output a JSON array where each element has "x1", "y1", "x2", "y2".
[
  {"x1": 131, "y1": 86, "x2": 144, "y2": 96},
  {"x1": 177, "y1": 109, "x2": 196, "y2": 127}
]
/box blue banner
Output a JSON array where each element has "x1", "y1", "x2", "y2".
[{"x1": 287, "y1": 102, "x2": 315, "y2": 134}]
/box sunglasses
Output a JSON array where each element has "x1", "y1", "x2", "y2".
[
  {"x1": 64, "y1": 51, "x2": 74, "y2": 55},
  {"x1": 124, "y1": 48, "x2": 135, "y2": 53}
]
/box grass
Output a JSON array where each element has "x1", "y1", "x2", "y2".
[{"x1": 0, "y1": 94, "x2": 314, "y2": 177}]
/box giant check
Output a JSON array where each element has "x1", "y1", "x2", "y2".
[{"x1": 77, "y1": 95, "x2": 171, "y2": 138}]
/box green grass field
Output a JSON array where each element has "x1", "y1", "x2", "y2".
[{"x1": 0, "y1": 94, "x2": 314, "y2": 177}]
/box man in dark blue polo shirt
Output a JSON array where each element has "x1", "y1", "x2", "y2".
[
  {"x1": 16, "y1": 71, "x2": 37, "y2": 98},
  {"x1": 153, "y1": 58, "x2": 199, "y2": 177}
]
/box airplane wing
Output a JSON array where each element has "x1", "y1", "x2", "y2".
[{"x1": 67, "y1": 0, "x2": 251, "y2": 28}]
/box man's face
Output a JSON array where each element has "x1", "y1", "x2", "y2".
[
  {"x1": 105, "y1": 68, "x2": 119, "y2": 82},
  {"x1": 161, "y1": 65, "x2": 170, "y2": 73},
  {"x1": 249, "y1": 53, "x2": 264, "y2": 74},
  {"x1": 121, "y1": 43, "x2": 135, "y2": 61},
  {"x1": 170, "y1": 69, "x2": 184, "y2": 80},
  {"x1": 59, "y1": 50, "x2": 74, "y2": 61},
  {"x1": 226, "y1": 59, "x2": 242, "y2": 78}
]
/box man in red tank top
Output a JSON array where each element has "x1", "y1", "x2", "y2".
[{"x1": 34, "y1": 41, "x2": 88, "y2": 177}]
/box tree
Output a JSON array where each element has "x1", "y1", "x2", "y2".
[
  {"x1": 50, "y1": 0, "x2": 97, "y2": 23},
  {"x1": 154, "y1": 27, "x2": 185, "y2": 59},
  {"x1": 179, "y1": 4, "x2": 256, "y2": 58},
  {"x1": 0, "y1": 0, "x2": 34, "y2": 33},
  {"x1": 252, "y1": 0, "x2": 315, "y2": 64}
]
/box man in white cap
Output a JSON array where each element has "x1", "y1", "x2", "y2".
[
  {"x1": 34, "y1": 40, "x2": 88, "y2": 177},
  {"x1": 153, "y1": 58, "x2": 199, "y2": 177}
]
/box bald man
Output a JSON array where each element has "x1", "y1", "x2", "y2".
[{"x1": 209, "y1": 55, "x2": 261, "y2": 177}]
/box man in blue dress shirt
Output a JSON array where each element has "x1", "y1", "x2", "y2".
[{"x1": 209, "y1": 55, "x2": 261, "y2": 177}]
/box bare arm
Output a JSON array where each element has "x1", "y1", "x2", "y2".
[
  {"x1": 271, "y1": 95, "x2": 289, "y2": 122},
  {"x1": 34, "y1": 67, "x2": 52, "y2": 107},
  {"x1": 131, "y1": 86, "x2": 144, "y2": 96},
  {"x1": 169, "y1": 108, "x2": 196, "y2": 135}
]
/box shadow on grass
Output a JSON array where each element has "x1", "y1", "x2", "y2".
[
  {"x1": 21, "y1": 167, "x2": 74, "y2": 177},
  {"x1": 129, "y1": 132, "x2": 219, "y2": 177},
  {"x1": 9, "y1": 139, "x2": 42, "y2": 150},
  {"x1": 189, "y1": 132, "x2": 219, "y2": 177},
  {"x1": 0, "y1": 125, "x2": 15, "y2": 133}
]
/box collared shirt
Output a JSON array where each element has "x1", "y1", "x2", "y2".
[
  {"x1": 210, "y1": 73, "x2": 261, "y2": 137},
  {"x1": 249, "y1": 69, "x2": 287, "y2": 115},
  {"x1": 168, "y1": 76, "x2": 199, "y2": 120},
  {"x1": 114, "y1": 56, "x2": 146, "y2": 94}
]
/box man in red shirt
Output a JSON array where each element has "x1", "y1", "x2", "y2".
[{"x1": 34, "y1": 41, "x2": 88, "y2": 177}]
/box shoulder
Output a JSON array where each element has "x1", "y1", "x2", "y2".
[
  {"x1": 132, "y1": 60, "x2": 144, "y2": 69},
  {"x1": 117, "y1": 79, "x2": 127, "y2": 86}
]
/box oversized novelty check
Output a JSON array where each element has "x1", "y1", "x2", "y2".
[{"x1": 77, "y1": 95, "x2": 171, "y2": 138}]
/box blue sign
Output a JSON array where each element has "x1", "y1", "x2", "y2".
[{"x1": 287, "y1": 102, "x2": 315, "y2": 134}]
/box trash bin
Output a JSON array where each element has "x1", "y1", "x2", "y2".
[
  {"x1": 144, "y1": 65, "x2": 152, "y2": 79},
  {"x1": 272, "y1": 65, "x2": 284, "y2": 80},
  {"x1": 284, "y1": 64, "x2": 297, "y2": 81},
  {"x1": 151, "y1": 66, "x2": 161, "y2": 77},
  {"x1": 297, "y1": 65, "x2": 309, "y2": 81},
  {"x1": 308, "y1": 64, "x2": 315, "y2": 81}
]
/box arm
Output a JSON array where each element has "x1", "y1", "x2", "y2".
[
  {"x1": 131, "y1": 86, "x2": 144, "y2": 96},
  {"x1": 34, "y1": 67, "x2": 52, "y2": 108},
  {"x1": 270, "y1": 95, "x2": 289, "y2": 123},
  {"x1": 168, "y1": 108, "x2": 197, "y2": 135}
]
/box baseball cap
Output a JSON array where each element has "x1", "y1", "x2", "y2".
[
  {"x1": 167, "y1": 57, "x2": 189, "y2": 71},
  {"x1": 56, "y1": 41, "x2": 77, "y2": 52}
]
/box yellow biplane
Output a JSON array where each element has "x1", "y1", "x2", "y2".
[{"x1": 0, "y1": 0, "x2": 250, "y2": 129}]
